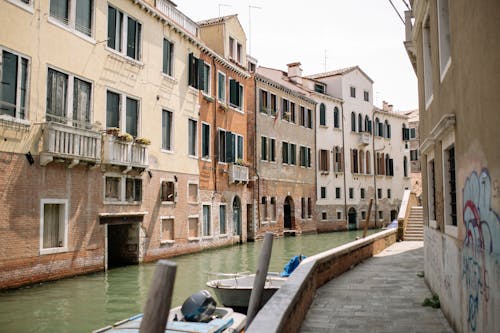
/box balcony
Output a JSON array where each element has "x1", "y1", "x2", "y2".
[
  {"x1": 40, "y1": 122, "x2": 101, "y2": 166},
  {"x1": 359, "y1": 132, "x2": 371, "y2": 146},
  {"x1": 102, "y1": 135, "x2": 149, "y2": 171},
  {"x1": 228, "y1": 164, "x2": 249, "y2": 184},
  {"x1": 155, "y1": 0, "x2": 199, "y2": 37}
]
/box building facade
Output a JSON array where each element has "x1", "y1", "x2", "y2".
[{"x1": 405, "y1": 0, "x2": 500, "y2": 332}]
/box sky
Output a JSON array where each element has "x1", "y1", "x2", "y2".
[{"x1": 176, "y1": 0, "x2": 417, "y2": 111}]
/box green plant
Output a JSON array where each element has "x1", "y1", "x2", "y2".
[
  {"x1": 106, "y1": 127, "x2": 120, "y2": 136},
  {"x1": 422, "y1": 294, "x2": 440, "y2": 308},
  {"x1": 117, "y1": 132, "x2": 133, "y2": 142},
  {"x1": 135, "y1": 137, "x2": 151, "y2": 145},
  {"x1": 234, "y1": 159, "x2": 248, "y2": 166}
]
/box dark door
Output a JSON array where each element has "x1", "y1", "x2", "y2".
[
  {"x1": 107, "y1": 223, "x2": 139, "y2": 268},
  {"x1": 284, "y1": 196, "x2": 294, "y2": 229},
  {"x1": 233, "y1": 196, "x2": 241, "y2": 236},
  {"x1": 348, "y1": 207, "x2": 357, "y2": 230}
]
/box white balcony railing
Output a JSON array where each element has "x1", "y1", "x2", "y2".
[
  {"x1": 155, "y1": 0, "x2": 199, "y2": 37},
  {"x1": 359, "y1": 132, "x2": 370, "y2": 145},
  {"x1": 229, "y1": 164, "x2": 249, "y2": 184},
  {"x1": 40, "y1": 122, "x2": 101, "y2": 166},
  {"x1": 102, "y1": 135, "x2": 148, "y2": 169}
]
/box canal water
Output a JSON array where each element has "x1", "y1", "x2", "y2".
[{"x1": 0, "y1": 230, "x2": 378, "y2": 333}]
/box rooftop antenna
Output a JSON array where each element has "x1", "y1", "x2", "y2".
[
  {"x1": 248, "y1": 5, "x2": 262, "y2": 55},
  {"x1": 218, "y1": 3, "x2": 231, "y2": 17},
  {"x1": 321, "y1": 49, "x2": 328, "y2": 72}
]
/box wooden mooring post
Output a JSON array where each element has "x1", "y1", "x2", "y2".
[{"x1": 139, "y1": 260, "x2": 177, "y2": 333}]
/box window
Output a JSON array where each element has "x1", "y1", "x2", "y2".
[
  {"x1": 107, "y1": 5, "x2": 141, "y2": 60},
  {"x1": 360, "y1": 188, "x2": 365, "y2": 199},
  {"x1": 358, "y1": 113, "x2": 363, "y2": 132},
  {"x1": 229, "y1": 37, "x2": 234, "y2": 58},
  {"x1": 361, "y1": 211, "x2": 366, "y2": 220},
  {"x1": 365, "y1": 115, "x2": 371, "y2": 133},
  {"x1": 437, "y1": 0, "x2": 451, "y2": 79},
  {"x1": 47, "y1": 68, "x2": 92, "y2": 127},
  {"x1": 444, "y1": 145, "x2": 457, "y2": 226},
  {"x1": 351, "y1": 149, "x2": 359, "y2": 173},
  {"x1": 162, "y1": 110, "x2": 173, "y2": 151},
  {"x1": 299, "y1": 146, "x2": 311, "y2": 167},
  {"x1": 40, "y1": 199, "x2": 68, "y2": 254},
  {"x1": 202, "y1": 205, "x2": 211, "y2": 236},
  {"x1": 188, "y1": 53, "x2": 210, "y2": 93},
  {"x1": 289, "y1": 143, "x2": 297, "y2": 165},
  {"x1": 387, "y1": 189, "x2": 391, "y2": 199},
  {"x1": 375, "y1": 118, "x2": 380, "y2": 136},
  {"x1": 319, "y1": 149, "x2": 329, "y2": 172},
  {"x1": 270, "y1": 94, "x2": 277, "y2": 116},
  {"x1": 377, "y1": 188, "x2": 382, "y2": 199},
  {"x1": 188, "y1": 217, "x2": 199, "y2": 238},
  {"x1": 378, "y1": 211, "x2": 383, "y2": 220},
  {"x1": 351, "y1": 112, "x2": 356, "y2": 132},
  {"x1": 281, "y1": 142, "x2": 289, "y2": 164},
  {"x1": 105, "y1": 175, "x2": 142, "y2": 203},
  {"x1": 218, "y1": 72, "x2": 226, "y2": 102},
  {"x1": 290, "y1": 102, "x2": 296, "y2": 123},
  {"x1": 229, "y1": 78, "x2": 243, "y2": 110},
  {"x1": 314, "y1": 84, "x2": 325, "y2": 94},
  {"x1": 188, "y1": 183, "x2": 198, "y2": 203},
  {"x1": 319, "y1": 103, "x2": 326, "y2": 126},
  {"x1": 384, "y1": 120, "x2": 390, "y2": 138},
  {"x1": 333, "y1": 146, "x2": 343, "y2": 172},
  {"x1": 270, "y1": 197, "x2": 277, "y2": 221},
  {"x1": 1, "y1": 49, "x2": 29, "y2": 120},
  {"x1": 335, "y1": 187, "x2": 341, "y2": 199},
  {"x1": 218, "y1": 129, "x2": 242, "y2": 163},
  {"x1": 320, "y1": 186, "x2": 326, "y2": 199},
  {"x1": 229, "y1": 37, "x2": 243, "y2": 64},
  {"x1": 261, "y1": 197, "x2": 268, "y2": 220},
  {"x1": 201, "y1": 123, "x2": 210, "y2": 159},
  {"x1": 188, "y1": 119, "x2": 197, "y2": 156},
  {"x1": 261, "y1": 136, "x2": 267, "y2": 161},
  {"x1": 161, "y1": 180, "x2": 176, "y2": 202},
  {"x1": 307, "y1": 108, "x2": 313, "y2": 128},
  {"x1": 299, "y1": 106, "x2": 305, "y2": 126},
  {"x1": 350, "y1": 86, "x2": 356, "y2": 98},
  {"x1": 301, "y1": 198, "x2": 306, "y2": 219},
  {"x1": 259, "y1": 89, "x2": 268, "y2": 113},
  {"x1": 322, "y1": 212, "x2": 327, "y2": 220},
  {"x1": 349, "y1": 188, "x2": 354, "y2": 199},
  {"x1": 161, "y1": 218, "x2": 174, "y2": 242},
  {"x1": 163, "y1": 38, "x2": 174, "y2": 76},
  {"x1": 333, "y1": 107, "x2": 340, "y2": 128},
  {"x1": 236, "y1": 43, "x2": 242, "y2": 63},
  {"x1": 410, "y1": 128, "x2": 417, "y2": 139},
  {"x1": 365, "y1": 151, "x2": 371, "y2": 174},
  {"x1": 50, "y1": 0, "x2": 93, "y2": 36},
  {"x1": 106, "y1": 90, "x2": 139, "y2": 136},
  {"x1": 336, "y1": 211, "x2": 342, "y2": 220},
  {"x1": 307, "y1": 198, "x2": 312, "y2": 218},
  {"x1": 269, "y1": 138, "x2": 276, "y2": 162},
  {"x1": 403, "y1": 156, "x2": 408, "y2": 177},
  {"x1": 364, "y1": 91, "x2": 369, "y2": 102},
  {"x1": 402, "y1": 124, "x2": 410, "y2": 141},
  {"x1": 422, "y1": 14, "x2": 433, "y2": 107},
  {"x1": 281, "y1": 98, "x2": 290, "y2": 121},
  {"x1": 219, "y1": 205, "x2": 226, "y2": 234},
  {"x1": 410, "y1": 149, "x2": 419, "y2": 161},
  {"x1": 428, "y1": 159, "x2": 436, "y2": 221}
]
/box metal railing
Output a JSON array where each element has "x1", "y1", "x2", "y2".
[{"x1": 155, "y1": 0, "x2": 199, "y2": 36}]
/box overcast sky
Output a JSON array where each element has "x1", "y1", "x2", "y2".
[{"x1": 176, "y1": 0, "x2": 417, "y2": 111}]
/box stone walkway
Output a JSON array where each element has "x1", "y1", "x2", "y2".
[{"x1": 300, "y1": 241, "x2": 453, "y2": 333}]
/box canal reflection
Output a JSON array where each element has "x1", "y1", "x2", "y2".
[{"x1": 0, "y1": 230, "x2": 377, "y2": 333}]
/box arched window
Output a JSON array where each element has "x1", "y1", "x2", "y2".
[
  {"x1": 319, "y1": 103, "x2": 326, "y2": 126},
  {"x1": 333, "y1": 107, "x2": 339, "y2": 128},
  {"x1": 366, "y1": 150, "x2": 371, "y2": 174},
  {"x1": 351, "y1": 112, "x2": 356, "y2": 132},
  {"x1": 386, "y1": 121, "x2": 391, "y2": 138},
  {"x1": 358, "y1": 113, "x2": 363, "y2": 132},
  {"x1": 384, "y1": 120, "x2": 389, "y2": 138},
  {"x1": 404, "y1": 156, "x2": 408, "y2": 177},
  {"x1": 385, "y1": 154, "x2": 390, "y2": 175},
  {"x1": 359, "y1": 150, "x2": 365, "y2": 173},
  {"x1": 364, "y1": 115, "x2": 370, "y2": 133},
  {"x1": 375, "y1": 118, "x2": 380, "y2": 136}
]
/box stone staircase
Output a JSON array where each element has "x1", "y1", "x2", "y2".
[{"x1": 404, "y1": 206, "x2": 424, "y2": 241}]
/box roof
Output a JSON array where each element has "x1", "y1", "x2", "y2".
[
  {"x1": 305, "y1": 65, "x2": 374, "y2": 83},
  {"x1": 197, "y1": 14, "x2": 238, "y2": 27},
  {"x1": 373, "y1": 107, "x2": 409, "y2": 120},
  {"x1": 402, "y1": 109, "x2": 419, "y2": 122}
]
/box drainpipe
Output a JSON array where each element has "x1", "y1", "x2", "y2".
[
  {"x1": 212, "y1": 56, "x2": 218, "y2": 195},
  {"x1": 340, "y1": 102, "x2": 348, "y2": 228}
]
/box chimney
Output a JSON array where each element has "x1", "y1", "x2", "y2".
[
  {"x1": 287, "y1": 62, "x2": 302, "y2": 85},
  {"x1": 388, "y1": 104, "x2": 393, "y2": 112},
  {"x1": 382, "y1": 100, "x2": 389, "y2": 112}
]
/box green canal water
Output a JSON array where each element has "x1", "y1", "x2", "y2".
[{"x1": 0, "y1": 230, "x2": 378, "y2": 333}]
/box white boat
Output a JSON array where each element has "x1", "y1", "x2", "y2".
[{"x1": 94, "y1": 291, "x2": 246, "y2": 333}]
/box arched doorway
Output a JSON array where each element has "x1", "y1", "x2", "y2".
[
  {"x1": 348, "y1": 207, "x2": 357, "y2": 230},
  {"x1": 232, "y1": 196, "x2": 241, "y2": 236},
  {"x1": 283, "y1": 196, "x2": 294, "y2": 229},
  {"x1": 390, "y1": 209, "x2": 398, "y2": 222}
]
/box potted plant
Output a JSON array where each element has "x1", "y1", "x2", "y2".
[
  {"x1": 135, "y1": 137, "x2": 151, "y2": 145},
  {"x1": 234, "y1": 159, "x2": 248, "y2": 167},
  {"x1": 117, "y1": 132, "x2": 133, "y2": 142},
  {"x1": 106, "y1": 127, "x2": 120, "y2": 136}
]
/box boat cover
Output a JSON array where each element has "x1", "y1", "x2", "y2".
[{"x1": 279, "y1": 255, "x2": 306, "y2": 277}]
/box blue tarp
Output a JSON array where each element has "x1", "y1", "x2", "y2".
[{"x1": 279, "y1": 255, "x2": 306, "y2": 277}]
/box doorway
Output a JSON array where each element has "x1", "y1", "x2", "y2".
[
  {"x1": 233, "y1": 196, "x2": 241, "y2": 236},
  {"x1": 284, "y1": 196, "x2": 294, "y2": 229},
  {"x1": 390, "y1": 209, "x2": 398, "y2": 222},
  {"x1": 348, "y1": 207, "x2": 357, "y2": 230},
  {"x1": 107, "y1": 223, "x2": 139, "y2": 268}
]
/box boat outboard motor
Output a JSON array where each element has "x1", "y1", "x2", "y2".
[{"x1": 180, "y1": 290, "x2": 217, "y2": 322}]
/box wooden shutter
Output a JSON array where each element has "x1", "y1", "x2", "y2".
[
  {"x1": 225, "y1": 131, "x2": 234, "y2": 163},
  {"x1": 198, "y1": 59, "x2": 205, "y2": 91}
]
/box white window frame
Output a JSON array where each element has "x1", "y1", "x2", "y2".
[
  {"x1": 0, "y1": 46, "x2": 31, "y2": 123},
  {"x1": 47, "y1": 66, "x2": 93, "y2": 126},
  {"x1": 187, "y1": 181, "x2": 199, "y2": 204},
  {"x1": 336, "y1": 210, "x2": 343, "y2": 220},
  {"x1": 422, "y1": 10, "x2": 434, "y2": 110},
  {"x1": 162, "y1": 37, "x2": 174, "y2": 78},
  {"x1": 161, "y1": 108, "x2": 174, "y2": 153},
  {"x1": 48, "y1": 0, "x2": 95, "y2": 41},
  {"x1": 201, "y1": 122, "x2": 211, "y2": 161},
  {"x1": 441, "y1": 130, "x2": 458, "y2": 238},
  {"x1": 200, "y1": 62, "x2": 211, "y2": 96},
  {"x1": 188, "y1": 118, "x2": 198, "y2": 157},
  {"x1": 187, "y1": 214, "x2": 200, "y2": 241},
  {"x1": 160, "y1": 216, "x2": 175, "y2": 244},
  {"x1": 437, "y1": 0, "x2": 451, "y2": 82},
  {"x1": 40, "y1": 198, "x2": 69, "y2": 255},
  {"x1": 202, "y1": 204, "x2": 212, "y2": 238},
  {"x1": 106, "y1": 4, "x2": 142, "y2": 62},
  {"x1": 6, "y1": 0, "x2": 34, "y2": 14},
  {"x1": 219, "y1": 204, "x2": 227, "y2": 236},
  {"x1": 229, "y1": 76, "x2": 244, "y2": 112},
  {"x1": 160, "y1": 177, "x2": 177, "y2": 204},
  {"x1": 103, "y1": 174, "x2": 142, "y2": 204},
  {"x1": 106, "y1": 89, "x2": 140, "y2": 136},
  {"x1": 269, "y1": 137, "x2": 276, "y2": 163},
  {"x1": 217, "y1": 71, "x2": 226, "y2": 103}
]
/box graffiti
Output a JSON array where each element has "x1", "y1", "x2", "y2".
[{"x1": 462, "y1": 169, "x2": 500, "y2": 331}]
